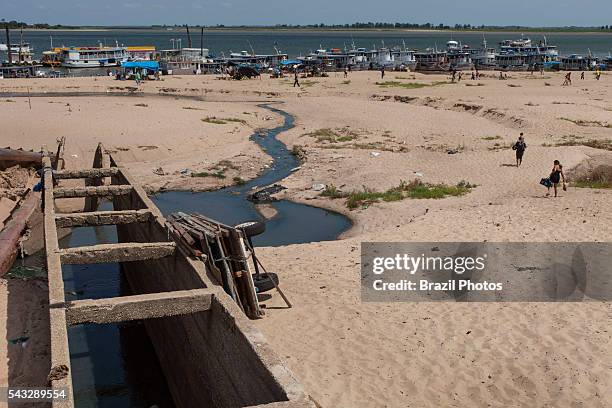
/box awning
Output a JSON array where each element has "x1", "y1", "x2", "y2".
[
  {"x1": 279, "y1": 60, "x2": 302, "y2": 66},
  {"x1": 121, "y1": 61, "x2": 160, "y2": 71}
]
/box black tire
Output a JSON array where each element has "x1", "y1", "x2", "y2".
[
  {"x1": 252, "y1": 273, "x2": 279, "y2": 293},
  {"x1": 235, "y1": 220, "x2": 266, "y2": 237}
]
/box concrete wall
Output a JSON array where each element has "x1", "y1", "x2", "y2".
[{"x1": 111, "y1": 177, "x2": 313, "y2": 408}]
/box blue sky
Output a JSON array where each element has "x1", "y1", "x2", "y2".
[{"x1": 4, "y1": 0, "x2": 612, "y2": 27}]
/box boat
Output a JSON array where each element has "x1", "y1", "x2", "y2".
[
  {"x1": 126, "y1": 46, "x2": 156, "y2": 61},
  {"x1": 463, "y1": 38, "x2": 496, "y2": 69},
  {"x1": 0, "y1": 43, "x2": 34, "y2": 64},
  {"x1": 496, "y1": 36, "x2": 559, "y2": 70},
  {"x1": 414, "y1": 48, "x2": 448, "y2": 71},
  {"x1": 390, "y1": 45, "x2": 417, "y2": 71},
  {"x1": 604, "y1": 55, "x2": 612, "y2": 71},
  {"x1": 59, "y1": 45, "x2": 129, "y2": 68},
  {"x1": 445, "y1": 40, "x2": 473, "y2": 70},
  {"x1": 560, "y1": 54, "x2": 597, "y2": 71}
]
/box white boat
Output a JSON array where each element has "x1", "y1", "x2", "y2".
[
  {"x1": 60, "y1": 46, "x2": 129, "y2": 68},
  {"x1": 463, "y1": 38, "x2": 496, "y2": 68},
  {"x1": 0, "y1": 43, "x2": 34, "y2": 64}
]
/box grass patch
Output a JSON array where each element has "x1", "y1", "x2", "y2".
[
  {"x1": 1, "y1": 99, "x2": 15, "y2": 103},
  {"x1": 560, "y1": 118, "x2": 612, "y2": 128},
  {"x1": 573, "y1": 165, "x2": 612, "y2": 189},
  {"x1": 201, "y1": 116, "x2": 246, "y2": 125},
  {"x1": 554, "y1": 137, "x2": 612, "y2": 151},
  {"x1": 343, "y1": 179, "x2": 475, "y2": 209},
  {"x1": 233, "y1": 176, "x2": 246, "y2": 185},
  {"x1": 376, "y1": 81, "x2": 429, "y2": 89},
  {"x1": 507, "y1": 84, "x2": 522, "y2": 88},
  {"x1": 481, "y1": 135, "x2": 502, "y2": 141},
  {"x1": 320, "y1": 184, "x2": 349, "y2": 199},
  {"x1": 303, "y1": 128, "x2": 359, "y2": 144},
  {"x1": 191, "y1": 171, "x2": 226, "y2": 179}
]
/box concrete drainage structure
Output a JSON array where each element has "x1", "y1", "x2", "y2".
[{"x1": 43, "y1": 144, "x2": 316, "y2": 408}]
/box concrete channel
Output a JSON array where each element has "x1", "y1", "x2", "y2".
[{"x1": 42, "y1": 146, "x2": 316, "y2": 408}]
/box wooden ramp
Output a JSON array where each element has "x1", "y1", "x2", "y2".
[{"x1": 43, "y1": 144, "x2": 315, "y2": 408}]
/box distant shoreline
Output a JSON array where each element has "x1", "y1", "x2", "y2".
[{"x1": 17, "y1": 27, "x2": 612, "y2": 35}]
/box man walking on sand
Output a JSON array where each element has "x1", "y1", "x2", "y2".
[
  {"x1": 381, "y1": 66, "x2": 385, "y2": 79},
  {"x1": 512, "y1": 133, "x2": 527, "y2": 167},
  {"x1": 293, "y1": 70, "x2": 300, "y2": 88},
  {"x1": 563, "y1": 72, "x2": 572, "y2": 86}
]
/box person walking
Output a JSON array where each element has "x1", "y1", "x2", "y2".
[
  {"x1": 563, "y1": 72, "x2": 572, "y2": 86},
  {"x1": 293, "y1": 70, "x2": 300, "y2": 88},
  {"x1": 380, "y1": 66, "x2": 385, "y2": 79},
  {"x1": 547, "y1": 160, "x2": 566, "y2": 197},
  {"x1": 580, "y1": 71, "x2": 585, "y2": 80},
  {"x1": 512, "y1": 133, "x2": 527, "y2": 167}
]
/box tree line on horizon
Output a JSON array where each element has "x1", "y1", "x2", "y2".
[{"x1": 2, "y1": 19, "x2": 612, "y2": 31}]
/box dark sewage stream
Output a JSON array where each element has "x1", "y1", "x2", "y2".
[{"x1": 56, "y1": 104, "x2": 351, "y2": 406}]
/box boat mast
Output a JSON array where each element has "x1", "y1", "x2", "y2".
[
  {"x1": 4, "y1": 24, "x2": 11, "y2": 65},
  {"x1": 200, "y1": 26, "x2": 204, "y2": 58},
  {"x1": 185, "y1": 25, "x2": 192, "y2": 48}
]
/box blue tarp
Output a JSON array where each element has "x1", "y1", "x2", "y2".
[
  {"x1": 279, "y1": 60, "x2": 302, "y2": 66},
  {"x1": 121, "y1": 61, "x2": 160, "y2": 71}
]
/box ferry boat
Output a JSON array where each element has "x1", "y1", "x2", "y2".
[
  {"x1": 0, "y1": 43, "x2": 34, "y2": 64},
  {"x1": 445, "y1": 41, "x2": 473, "y2": 70},
  {"x1": 560, "y1": 54, "x2": 597, "y2": 71},
  {"x1": 414, "y1": 48, "x2": 448, "y2": 71},
  {"x1": 59, "y1": 46, "x2": 129, "y2": 68},
  {"x1": 463, "y1": 38, "x2": 496, "y2": 68},
  {"x1": 390, "y1": 45, "x2": 417, "y2": 71},
  {"x1": 227, "y1": 50, "x2": 288, "y2": 69},
  {"x1": 496, "y1": 36, "x2": 558, "y2": 70}
]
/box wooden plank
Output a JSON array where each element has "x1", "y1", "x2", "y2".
[
  {"x1": 64, "y1": 289, "x2": 214, "y2": 325},
  {"x1": 54, "y1": 167, "x2": 119, "y2": 179},
  {"x1": 53, "y1": 185, "x2": 133, "y2": 199},
  {"x1": 55, "y1": 209, "x2": 152, "y2": 228},
  {"x1": 59, "y1": 242, "x2": 176, "y2": 265},
  {"x1": 0, "y1": 190, "x2": 41, "y2": 277}
]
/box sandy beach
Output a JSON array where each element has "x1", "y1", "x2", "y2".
[{"x1": 1, "y1": 70, "x2": 611, "y2": 407}]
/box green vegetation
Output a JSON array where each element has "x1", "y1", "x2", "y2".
[
  {"x1": 191, "y1": 171, "x2": 226, "y2": 179},
  {"x1": 376, "y1": 81, "x2": 428, "y2": 89},
  {"x1": 303, "y1": 128, "x2": 359, "y2": 143},
  {"x1": 320, "y1": 179, "x2": 475, "y2": 209},
  {"x1": 554, "y1": 137, "x2": 612, "y2": 151},
  {"x1": 1, "y1": 99, "x2": 15, "y2": 103},
  {"x1": 573, "y1": 165, "x2": 612, "y2": 189},
  {"x1": 233, "y1": 176, "x2": 246, "y2": 185},
  {"x1": 320, "y1": 184, "x2": 349, "y2": 199},
  {"x1": 201, "y1": 116, "x2": 246, "y2": 125},
  {"x1": 560, "y1": 118, "x2": 612, "y2": 128}
]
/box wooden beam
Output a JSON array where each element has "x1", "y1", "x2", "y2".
[
  {"x1": 63, "y1": 289, "x2": 213, "y2": 325},
  {"x1": 0, "y1": 190, "x2": 41, "y2": 277},
  {"x1": 59, "y1": 242, "x2": 176, "y2": 264},
  {"x1": 54, "y1": 167, "x2": 119, "y2": 179},
  {"x1": 55, "y1": 209, "x2": 152, "y2": 228},
  {"x1": 53, "y1": 185, "x2": 133, "y2": 199}
]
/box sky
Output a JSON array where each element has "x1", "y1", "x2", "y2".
[{"x1": 4, "y1": 0, "x2": 612, "y2": 27}]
